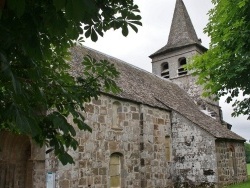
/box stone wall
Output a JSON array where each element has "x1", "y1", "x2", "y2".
[
  {"x1": 171, "y1": 75, "x2": 221, "y2": 122},
  {"x1": 1, "y1": 95, "x2": 247, "y2": 188},
  {"x1": 45, "y1": 94, "x2": 172, "y2": 188},
  {"x1": 216, "y1": 140, "x2": 247, "y2": 186},
  {"x1": 171, "y1": 112, "x2": 218, "y2": 187},
  {"x1": 140, "y1": 101, "x2": 172, "y2": 188}
]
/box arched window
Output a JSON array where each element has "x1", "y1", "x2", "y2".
[
  {"x1": 229, "y1": 145, "x2": 237, "y2": 177},
  {"x1": 161, "y1": 62, "x2": 170, "y2": 79},
  {"x1": 112, "y1": 101, "x2": 122, "y2": 128},
  {"x1": 178, "y1": 57, "x2": 188, "y2": 76},
  {"x1": 110, "y1": 153, "x2": 122, "y2": 188},
  {"x1": 165, "y1": 136, "x2": 171, "y2": 162}
]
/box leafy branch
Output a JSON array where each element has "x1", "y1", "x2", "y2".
[{"x1": 0, "y1": 0, "x2": 141, "y2": 164}]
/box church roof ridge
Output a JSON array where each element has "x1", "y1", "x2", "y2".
[
  {"x1": 150, "y1": 0, "x2": 207, "y2": 58},
  {"x1": 82, "y1": 45, "x2": 153, "y2": 75}
]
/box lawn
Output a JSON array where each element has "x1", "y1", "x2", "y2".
[{"x1": 223, "y1": 165, "x2": 250, "y2": 188}]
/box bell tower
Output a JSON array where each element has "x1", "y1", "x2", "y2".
[{"x1": 150, "y1": 0, "x2": 224, "y2": 122}]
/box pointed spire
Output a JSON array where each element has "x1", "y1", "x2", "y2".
[
  {"x1": 167, "y1": 0, "x2": 200, "y2": 47},
  {"x1": 150, "y1": 0, "x2": 206, "y2": 58}
]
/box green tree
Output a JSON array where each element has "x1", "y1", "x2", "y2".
[
  {"x1": 0, "y1": 0, "x2": 141, "y2": 164},
  {"x1": 245, "y1": 143, "x2": 250, "y2": 163},
  {"x1": 188, "y1": 0, "x2": 250, "y2": 119}
]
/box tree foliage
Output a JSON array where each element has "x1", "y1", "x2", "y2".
[
  {"x1": 188, "y1": 0, "x2": 250, "y2": 119},
  {"x1": 0, "y1": 0, "x2": 141, "y2": 164},
  {"x1": 245, "y1": 142, "x2": 250, "y2": 163}
]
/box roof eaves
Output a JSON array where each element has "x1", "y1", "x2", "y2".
[{"x1": 149, "y1": 43, "x2": 207, "y2": 58}]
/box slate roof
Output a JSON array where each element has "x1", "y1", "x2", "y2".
[
  {"x1": 150, "y1": 0, "x2": 207, "y2": 58},
  {"x1": 70, "y1": 45, "x2": 245, "y2": 141}
]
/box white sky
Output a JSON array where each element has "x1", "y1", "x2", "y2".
[{"x1": 84, "y1": 0, "x2": 250, "y2": 141}]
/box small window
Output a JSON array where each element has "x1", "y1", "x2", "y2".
[
  {"x1": 112, "y1": 101, "x2": 122, "y2": 128},
  {"x1": 229, "y1": 145, "x2": 237, "y2": 176},
  {"x1": 161, "y1": 62, "x2": 169, "y2": 79},
  {"x1": 110, "y1": 153, "x2": 122, "y2": 188},
  {"x1": 165, "y1": 136, "x2": 171, "y2": 162},
  {"x1": 210, "y1": 111, "x2": 217, "y2": 118},
  {"x1": 178, "y1": 57, "x2": 187, "y2": 76}
]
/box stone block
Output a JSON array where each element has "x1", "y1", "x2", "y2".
[
  {"x1": 109, "y1": 141, "x2": 118, "y2": 151},
  {"x1": 92, "y1": 99, "x2": 102, "y2": 105},
  {"x1": 79, "y1": 178, "x2": 86, "y2": 185},
  {"x1": 94, "y1": 176, "x2": 102, "y2": 184},
  {"x1": 85, "y1": 104, "x2": 94, "y2": 113},
  {"x1": 100, "y1": 107, "x2": 107, "y2": 115},
  {"x1": 92, "y1": 168, "x2": 99, "y2": 175},
  {"x1": 130, "y1": 106, "x2": 136, "y2": 112},
  {"x1": 134, "y1": 166, "x2": 139, "y2": 172},
  {"x1": 79, "y1": 160, "x2": 86, "y2": 168},
  {"x1": 99, "y1": 167, "x2": 107, "y2": 175},
  {"x1": 123, "y1": 121, "x2": 128, "y2": 126},
  {"x1": 98, "y1": 115, "x2": 105, "y2": 123},
  {"x1": 132, "y1": 113, "x2": 139, "y2": 120},
  {"x1": 96, "y1": 151, "x2": 105, "y2": 161},
  {"x1": 157, "y1": 118, "x2": 165, "y2": 125},
  {"x1": 96, "y1": 132, "x2": 105, "y2": 140},
  {"x1": 87, "y1": 176, "x2": 93, "y2": 186},
  {"x1": 79, "y1": 146, "x2": 84, "y2": 152},
  {"x1": 59, "y1": 180, "x2": 70, "y2": 188},
  {"x1": 94, "y1": 106, "x2": 100, "y2": 114}
]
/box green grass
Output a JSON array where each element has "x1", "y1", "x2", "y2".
[{"x1": 247, "y1": 164, "x2": 250, "y2": 175}]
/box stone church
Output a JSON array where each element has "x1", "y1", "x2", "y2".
[{"x1": 0, "y1": 0, "x2": 248, "y2": 187}]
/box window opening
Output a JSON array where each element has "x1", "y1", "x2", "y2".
[
  {"x1": 110, "y1": 153, "x2": 122, "y2": 188},
  {"x1": 161, "y1": 62, "x2": 170, "y2": 79},
  {"x1": 229, "y1": 146, "x2": 237, "y2": 177},
  {"x1": 178, "y1": 57, "x2": 188, "y2": 76},
  {"x1": 112, "y1": 101, "x2": 122, "y2": 128},
  {"x1": 165, "y1": 136, "x2": 171, "y2": 162}
]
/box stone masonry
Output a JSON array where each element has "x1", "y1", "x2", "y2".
[
  {"x1": 216, "y1": 141, "x2": 247, "y2": 186},
  {"x1": 45, "y1": 95, "x2": 173, "y2": 188},
  {"x1": 171, "y1": 112, "x2": 217, "y2": 187}
]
